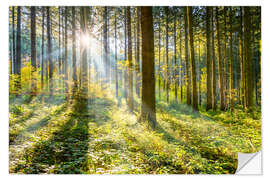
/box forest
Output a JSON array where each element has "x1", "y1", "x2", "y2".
[{"x1": 9, "y1": 6, "x2": 261, "y2": 174}]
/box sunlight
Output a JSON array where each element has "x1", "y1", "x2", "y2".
[{"x1": 81, "y1": 33, "x2": 90, "y2": 48}]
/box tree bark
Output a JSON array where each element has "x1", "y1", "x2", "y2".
[
  {"x1": 216, "y1": 7, "x2": 225, "y2": 110},
  {"x1": 187, "y1": 7, "x2": 198, "y2": 110},
  {"x1": 206, "y1": 7, "x2": 212, "y2": 110},
  {"x1": 211, "y1": 7, "x2": 217, "y2": 110},
  {"x1": 127, "y1": 7, "x2": 133, "y2": 111},
  {"x1": 140, "y1": 6, "x2": 156, "y2": 128},
  {"x1": 15, "y1": 6, "x2": 21, "y2": 90},
  {"x1": 31, "y1": 6, "x2": 36, "y2": 95}
]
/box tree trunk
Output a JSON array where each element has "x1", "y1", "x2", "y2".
[
  {"x1": 124, "y1": 7, "x2": 128, "y2": 99},
  {"x1": 165, "y1": 7, "x2": 169, "y2": 103},
  {"x1": 64, "y1": 7, "x2": 68, "y2": 94},
  {"x1": 211, "y1": 8, "x2": 217, "y2": 110},
  {"x1": 140, "y1": 6, "x2": 156, "y2": 128},
  {"x1": 31, "y1": 6, "x2": 36, "y2": 95},
  {"x1": 216, "y1": 7, "x2": 225, "y2": 110},
  {"x1": 187, "y1": 7, "x2": 198, "y2": 110},
  {"x1": 136, "y1": 7, "x2": 141, "y2": 98},
  {"x1": 15, "y1": 6, "x2": 21, "y2": 90},
  {"x1": 103, "y1": 7, "x2": 109, "y2": 83},
  {"x1": 115, "y1": 9, "x2": 118, "y2": 98},
  {"x1": 58, "y1": 7, "x2": 61, "y2": 75},
  {"x1": 72, "y1": 7, "x2": 77, "y2": 89},
  {"x1": 12, "y1": 7, "x2": 15, "y2": 75},
  {"x1": 223, "y1": 7, "x2": 228, "y2": 109},
  {"x1": 127, "y1": 6, "x2": 133, "y2": 111},
  {"x1": 41, "y1": 7, "x2": 45, "y2": 89},
  {"x1": 179, "y1": 17, "x2": 183, "y2": 103},
  {"x1": 158, "y1": 15, "x2": 161, "y2": 100},
  {"x1": 184, "y1": 7, "x2": 191, "y2": 105},
  {"x1": 244, "y1": 7, "x2": 253, "y2": 109},
  {"x1": 206, "y1": 7, "x2": 212, "y2": 110},
  {"x1": 229, "y1": 7, "x2": 234, "y2": 110},
  {"x1": 174, "y1": 14, "x2": 178, "y2": 103},
  {"x1": 47, "y1": 7, "x2": 53, "y2": 95}
]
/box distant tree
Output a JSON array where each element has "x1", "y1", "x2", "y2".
[
  {"x1": 206, "y1": 7, "x2": 212, "y2": 110},
  {"x1": 15, "y1": 6, "x2": 21, "y2": 90},
  {"x1": 30, "y1": 6, "x2": 36, "y2": 95}
]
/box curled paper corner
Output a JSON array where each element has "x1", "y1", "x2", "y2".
[{"x1": 235, "y1": 151, "x2": 262, "y2": 175}]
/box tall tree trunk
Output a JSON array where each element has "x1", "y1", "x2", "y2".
[
  {"x1": 187, "y1": 7, "x2": 198, "y2": 110},
  {"x1": 127, "y1": 6, "x2": 133, "y2": 111},
  {"x1": 244, "y1": 7, "x2": 253, "y2": 109},
  {"x1": 165, "y1": 7, "x2": 169, "y2": 103},
  {"x1": 140, "y1": 7, "x2": 156, "y2": 128},
  {"x1": 179, "y1": 17, "x2": 183, "y2": 103},
  {"x1": 124, "y1": 7, "x2": 128, "y2": 99},
  {"x1": 229, "y1": 7, "x2": 234, "y2": 110},
  {"x1": 47, "y1": 7, "x2": 53, "y2": 95},
  {"x1": 64, "y1": 7, "x2": 68, "y2": 94},
  {"x1": 239, "y1": 7, "x2": 245, "y2": 109},
  {"x1": 31, "y1": 6, "x2": 36, "y2": 95},
  {"x1": 184, "y1": 7, "x2": 191, "y2": 105},
  {"x1": 136, "y1": 7, "x2": 141, "y2": 98},
  {"x1": 115, "y1": 9, "x2": 118, "y2": 98},
  {"x1": 103, "y1": 7, "x2": 108, "y2": 83},
  {"x1": 80, "y1": 7, "x2": 88, "y2": 93},
  {"x1": 41, "y1": 7, "x2": 45, "y2": 89},
  {"x1": 174, "y1": 14, "x2": 178, "y2": 103},
  {"x1": 223, "y1": 7, "x2": 228, "y2": 109},
  {"x1": 15, "y1": 6, "x2": 21, "y2": 90},
  {"x1": 12, "y1": 7, "x2": 15, "y2": 75},
  {"x1": 198, "y1": 39, "x2": 201, "y2": 105},
  {"x1": 216, "y1": 7, "x2": 225, "y2": 110},
  {"x1": 72, "y1": 7, "x2": 77, "y2": 89},
  {"x1": 58, "y1": 7, "x2": 61, "y2": 75},
  {"x1": 211, "y1": 8, "x2": 217, "y2": 110},
  {"x1": 206, "y1": 7, "x2": 212, "y2": 110},
  {"x1": 158, "y1": 15, "x2": 161, "y2": 100}
]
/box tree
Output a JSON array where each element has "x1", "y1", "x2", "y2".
[
  {"x1": 72, "y1": 7, "x2": 77, "y2": 89},
  {"x1": 173, "y1": 11, "x2": 178, "y2": 103},
  {"x1": 127, "y1": 6, "x2": 133, "y2": 111},
  {"x1": 30, "y1": 6, "x2": 36, "y2": 95},
  {"x1": 211, "y1": 8, "x2": 217, "y2": 110},
  {"x1": 41, "y1": 7, "x2": 45, "y2": 89},
  {"x1": 244, "y1": 7, "x2": 254, "y2": 109},
  {"x1": 135, "y1": 7, "x2": 141, "y2": 97},
  {"x1": 184, "y1": 7, "x2": 191, "y2": 105},
  {"x1": 229, "y1": 7, "x2": 234, "y2": 110},
  {"x1": 206, "y1": 7, "x2": 212, "y2": 110},
  {"x1": 187, "y1": 7, "x2": 198, "y2": 110},
  {"x1": 140, "y1": 6, "x2": 156, "y2": 128},
  {"x1": 216, "y1": 7, "x2": 225, "y2": 110},
  {"x1": 47, "y1": 7, "x2": 53, "y2": 95},
  {"x1": 165, "y1": 7, "x2": 169, "y2": 103},
  {"x1": 12, "y1": 7, "x2": 15, "y2": 75},
  {"x1": 114, "y1": 8, "x2": 119, "y2": 98},
  {"x1": 15, "y1": 6, "x2": 21, "y2": 90}
]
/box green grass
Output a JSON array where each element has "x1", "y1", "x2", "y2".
[{"x1": 9, "y1": 91, "x2": 261, "y2": 174}]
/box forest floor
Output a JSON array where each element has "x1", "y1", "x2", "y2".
[{"x1": 9, "y1": 87, "x2": 261, "y2": 174}]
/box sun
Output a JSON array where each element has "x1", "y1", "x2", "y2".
[{"x1": 81, "y1": 33, "x2": 90, "y2": 48}]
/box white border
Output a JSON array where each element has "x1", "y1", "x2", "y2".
[{"x1": 1, "y1": 1, "x2": 269, "y2": 180}]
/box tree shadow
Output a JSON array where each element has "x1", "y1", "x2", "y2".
[{"x1": 13, "y1": 91, "x2": 92, "y2": 174}]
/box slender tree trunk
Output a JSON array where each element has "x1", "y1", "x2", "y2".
[
  {"x1": 229, "y1": 7, "x2": 234, "y2": 110},
  {"x1": 206, "y1": 7, "x2": 212, "y2": 110},
  {"x1": 72, "y1": 7, "x2": 77, "y2": 90},
  {"x1": 136, "y1": 7, "x2": 141, "y2": 98},
  {"x1": 64, "y1": 7, "x2": 68, "y2": 95},
  {"x1": 140, "y1": 7, "x2": 156, "y2": 128},
  {"x1": 12, "y1": 7, "x2": 15, "y2": 75},
  {"x1": 115, "y1": 10, "x2": 118, "y2": 98},
  {"x1": 216, "y1": 7, "x2": 225, "y2": 110},
  {"x1": 31, "y1": 6, "x2": 36, "y2": 95},
  {"x1": 187, "y1": 7, "x2": 198, "y2": 110},
  {"x1": 223, "y1": 7, "x2": 228, "y2": 109},
  {"x1": 58, "y1": 7, "x2": 61, "y2": 75},
  {"x1": 15, "y1": 6, "x2": 21, "y2": 90},
  {"x1": 198, "y1": 39, "x2": 201, "y2": 105},
  {"x1": 174, "y1": 14, "x2": 178, "y2": 103},
  {"x1": 184, "y1": 7, "x2": 191, "y2": 105},
  {"x1": 244, "y1": 7, "x2": 253, "y2": 109},
  {"x1": 103, "y1": 7, "x2": 108, "y2": 83},
  {"x1": 211, "y1": 8, "x2": 217, "y2": 110},
  {"x1": 47, "y1": 7, "x2": 53, "y2": 95},
  {"x1": 41, "y1": 7, "x2": 45, "y2": 89},
  {"x1": 124, "y1": 7, "x2": 128, "y2": 99},
  {"x1": 165, "y1": 7, "x2": 169, "y2": 103},
  {"x1": 158, "y1": 15, "x2": 161, "y2": 100},
  {"x1": 127, "y1": 6, "x2": 133, "y2": 111},
  {"x1": 80, "y1": 7, "x2": 88, "y2": 93},
  {"x1": 179, "y1": 17, "x2": 183, "y2": 103}
]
